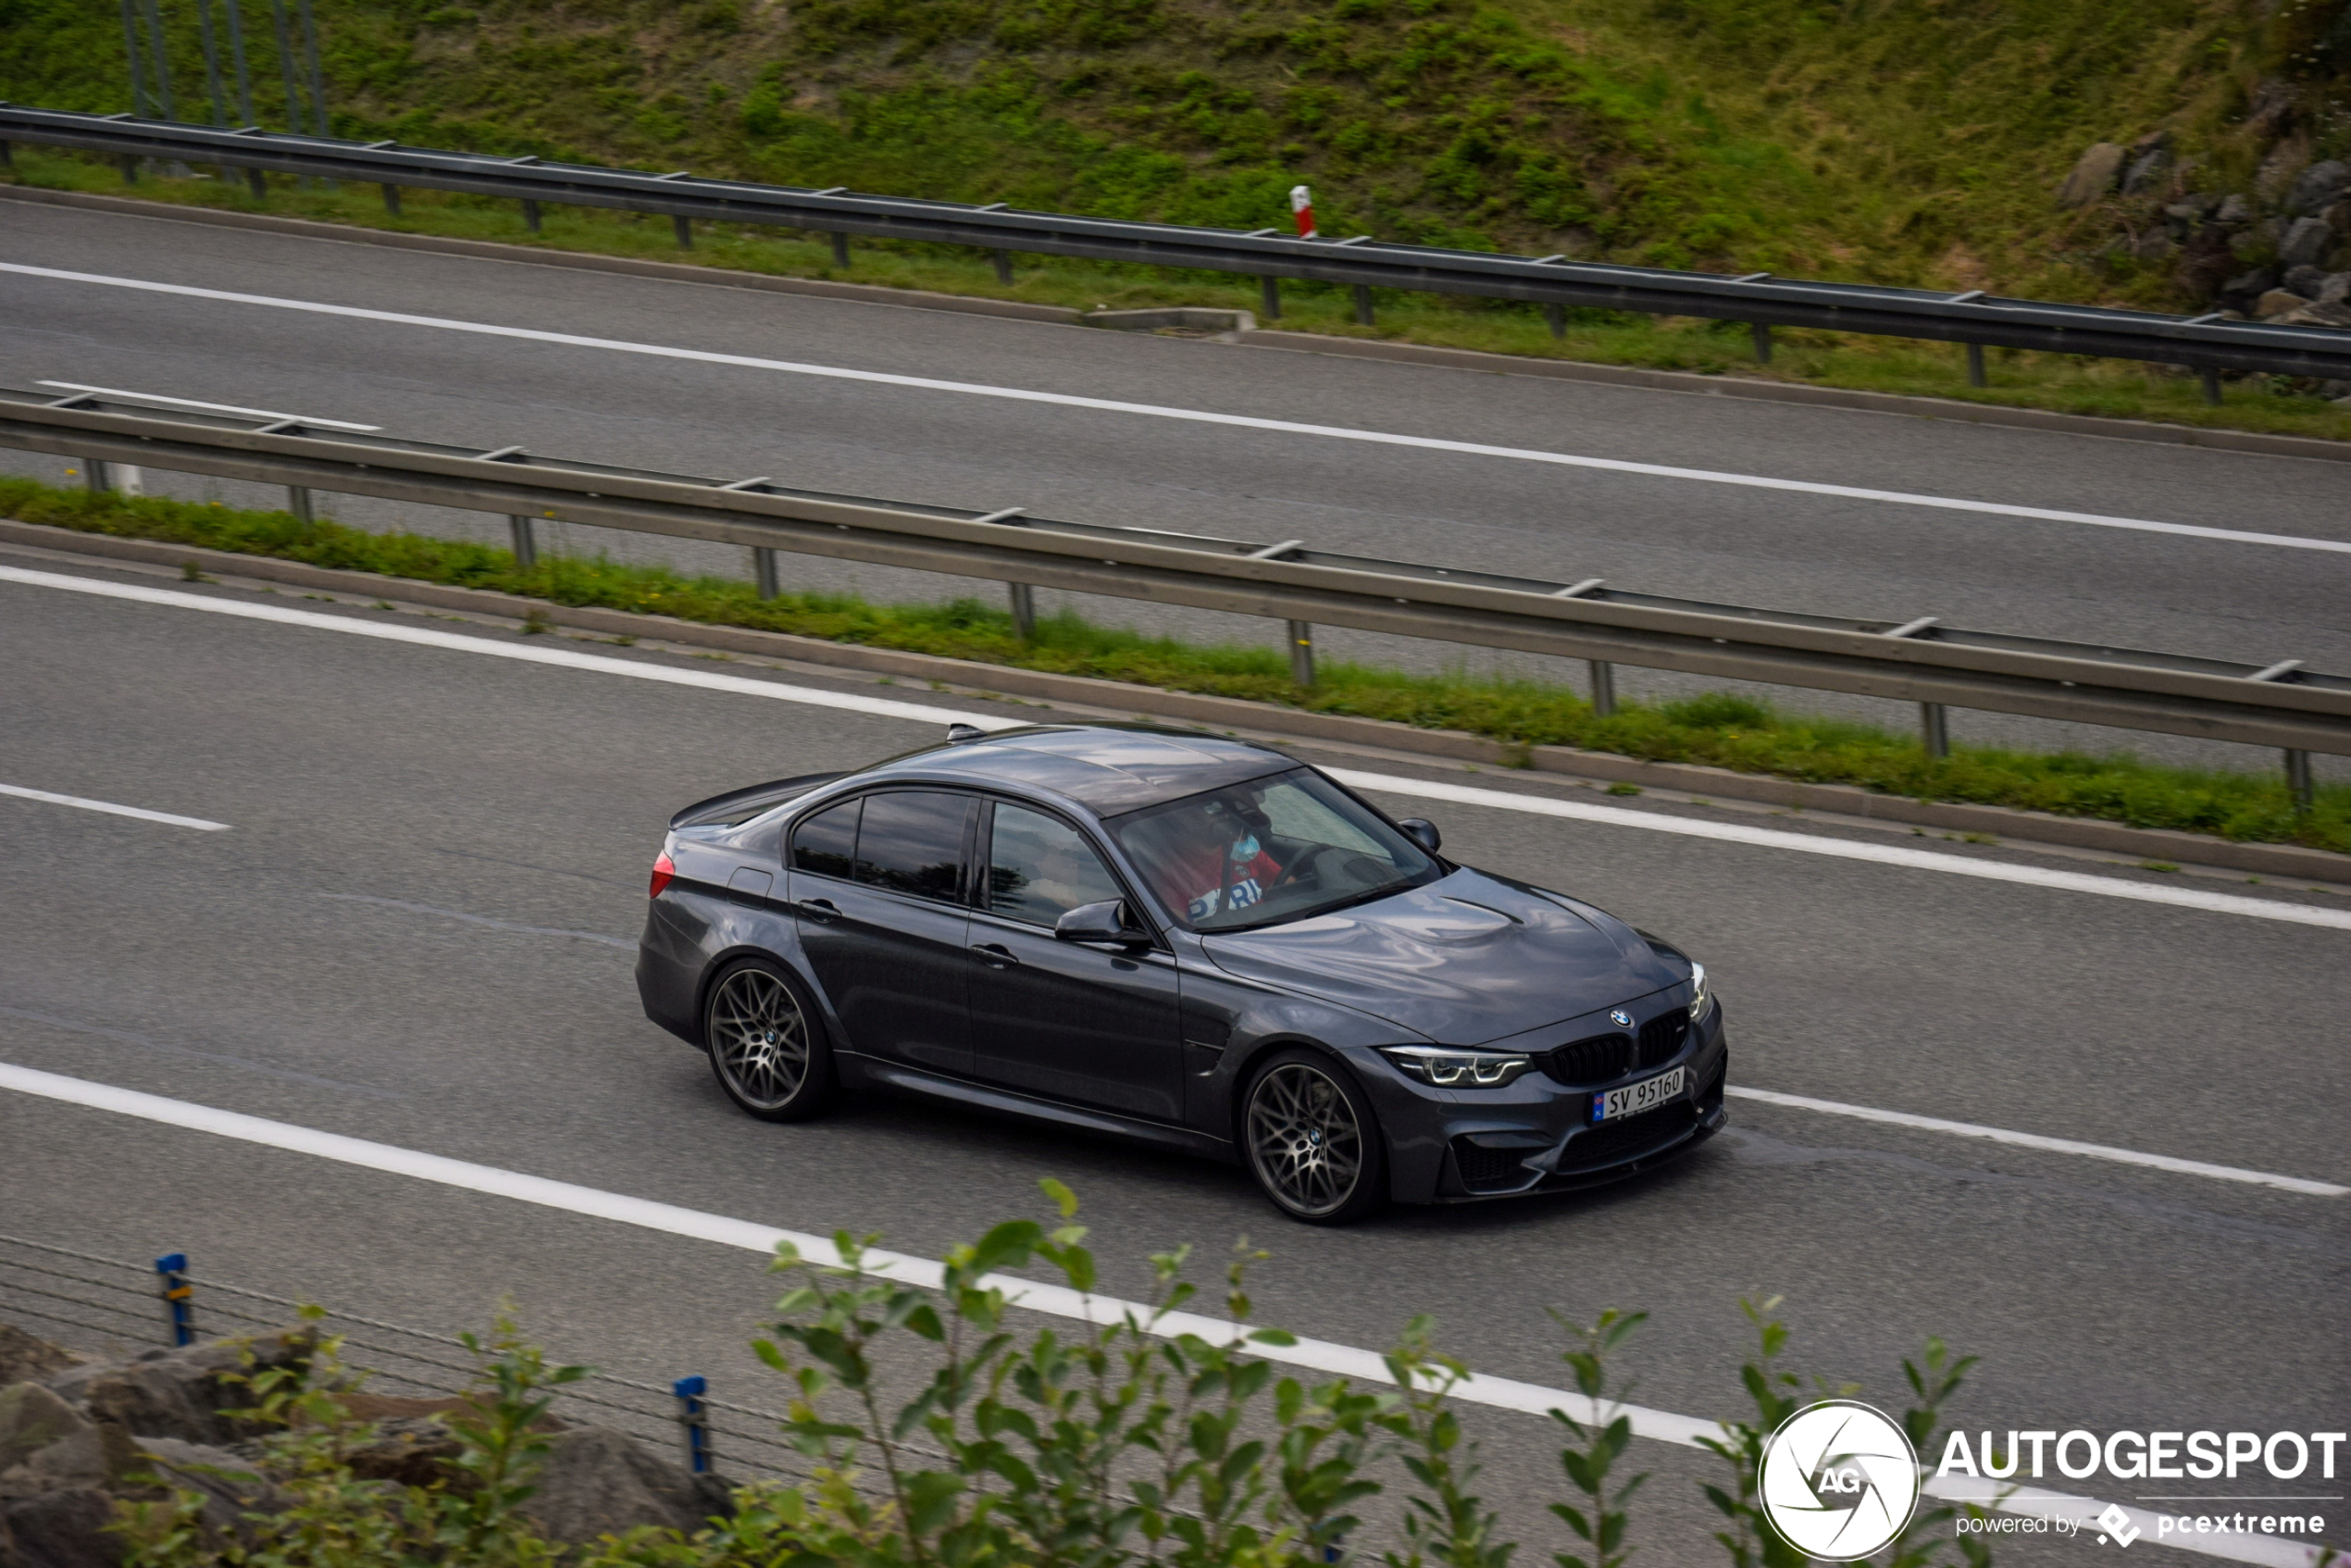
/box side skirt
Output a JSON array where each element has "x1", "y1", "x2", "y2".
[{"x1": 843, "y1": 1056, "x2": 1237, "y2": 1163}]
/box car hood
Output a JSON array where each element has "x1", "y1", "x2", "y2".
[{"x1": 1199, "y1": 868, "x2": 1678, "y2": 1044}]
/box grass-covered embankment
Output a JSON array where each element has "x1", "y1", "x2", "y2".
[{"x1": 7, "y1": 474, "x2": 2343, "y2": 857}]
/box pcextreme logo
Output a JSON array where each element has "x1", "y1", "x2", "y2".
[{"x1": 1759, "y1": 1400, "x2": 1922, "y2": 1562}]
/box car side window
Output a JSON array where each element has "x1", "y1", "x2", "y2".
[
  {"x1": 988, "y1": 803, "x2": 1124, "y2": 928},
  {"x1": 790, "y1": 797, "x2": 860, "y2": 880},
  {"x1": 852, "y1": 791, "x2": 972, "y2": 903}
]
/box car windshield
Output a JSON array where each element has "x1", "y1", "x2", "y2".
[{"x1": 1106, "y1": 767, "x2": 1440, "y2": 931}]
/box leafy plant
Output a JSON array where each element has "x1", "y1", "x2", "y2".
[{"x1": 1547, "y1": 1308, "x2": 1648, "y2": 1568}]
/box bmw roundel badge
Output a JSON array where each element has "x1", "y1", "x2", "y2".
[{"x1": 1610, "y1": 1009, "x2": 1634, "y2": 1027}]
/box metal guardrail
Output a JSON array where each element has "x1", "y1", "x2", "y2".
[
  {"x1": 1, "y1": 387, "x2": 2343, "y2": 804},
  {"x1": 0, "y1": 1231, "x2": 804, "y2": 1483},
  {"x1": 4, "y1": 104, "x2": 2349, "y2": 393}
]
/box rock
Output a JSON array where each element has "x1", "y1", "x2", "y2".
[
  {"x1": 123, "y1": 1437, "x2": 283, "y2": 1538},
  {"x1": 2328, "y1": 200, "x2": 2351, "y2": 236},
  {"x1": 2216, "y1": 193, "x2": 2253, "y2": 224},
  {"x1": 2133, "y1": 231, "x2": 2180, "y2": 265},
  {"x1": 2123, "y1": 148, "x2": 2171, "y2": 195},
  {"x1": 2276, "y1": 300, "x2": 2351, "y2": 328},
  {"x1": 47, "y1": 1331, "x2": 309, "y2": 1449},
  {"x1": 2256, "y1": 289, "x2": 2312, "y2": 318},
  {"x1": 2057, "y1": 143, "x2": 2126, "y2": 207},
  {"x1": 2220, "y1": 266, "x2": 2280, "y2": 307},
  {"x1": 2283, "y1": 264, "x2": 2333, "y2": 299},
  {"x1": 0, "y1": 1329, "x2": 81, "y2": 1389},
  {"x1": 0, "y1": 1386, "x2": 94, "y2": 1475},
  {"x1": 516, "y1": 1426, "x2": 733, "y2": 1547},
  {"x1": 2173, "y1": 227, "x2": 2241, "y2": 300},
  {"x1": 2319, "y1": 271, "x2": 2351, "y2": 305},
  {"x1": 0, "y1": 1486, "x2": 118, "y2": 1568},
  {"x1": 342, "y1": 1414, "x2": 466, "y2": 1489},
  {"x1": 2280, "y1": 215, "x2": 2335, "y2": 268},
  {"x1": 2289, "y1": 159, "x2": 2349, "y2": 216}
]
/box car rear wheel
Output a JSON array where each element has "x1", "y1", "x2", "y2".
[
  {"x1": 704, "y1": 960, "x2": 830, "y2": 1122},
  {"x1": 1243, "y1": 1050, "x2": 1387, "y2": 1225}
]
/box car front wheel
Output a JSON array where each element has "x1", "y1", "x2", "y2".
[
  {"x1": 703, "y1": 960, "x2": 831, "y2": 1122},
  {"x1": 1242, "y1": 1049, "x2": 1387, "y2": 1225}
]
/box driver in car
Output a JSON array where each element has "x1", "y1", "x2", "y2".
[{"x1": 1162, "y1": 801, "x2": 1284, "y2": 923}]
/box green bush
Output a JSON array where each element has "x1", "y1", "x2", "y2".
[{"x1": 115, "y1": 1187, "x2": 1996, "y2": 1567}]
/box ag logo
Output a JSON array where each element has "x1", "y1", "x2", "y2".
[{"x1": 1759, "y1": 1400, "x2": 1921, "y2": 1562}]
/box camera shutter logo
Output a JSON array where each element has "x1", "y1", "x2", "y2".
[{"x1": 1759, "y1": 1400, "x2": 1922, "y2": 1562}]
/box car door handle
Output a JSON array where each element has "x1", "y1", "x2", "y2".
[
  {"x1": 796, "y1": 898, "x2": 841, "y2": 924},
  {"x1": 970, "y1": 942, "x2": 1021, "y2": 969}
]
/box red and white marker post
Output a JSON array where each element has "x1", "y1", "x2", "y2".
[{"x1": 1289, "y1": 184, "x2": 1317, "y2": 240}]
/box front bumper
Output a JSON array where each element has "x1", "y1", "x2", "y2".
[{"x1": 1355, "y1": 1001, "x2": 1730, "y2": 1203}]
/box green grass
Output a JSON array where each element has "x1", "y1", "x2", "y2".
[
  {"x1": 9, "y1": 472, "x2": 2343, "y2": 858},
  {"x1": 12, "y1": 145, "x2": 2351, "y2": 443},
  {"x1": 6, "y1": 0, "x2": 2350, "y2": 438}
]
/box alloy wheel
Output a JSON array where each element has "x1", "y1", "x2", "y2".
[
  {"x1": 1246, "y1": 1061, "x2": 1365, "y2": 1218},
  {"x1": 708, "y1": 967, "x2": 810, "y2": 1112}
]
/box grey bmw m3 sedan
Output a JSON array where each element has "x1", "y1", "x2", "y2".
[{"x1": 636, "y1": 724, "x2": 1726, "y2": 1224}]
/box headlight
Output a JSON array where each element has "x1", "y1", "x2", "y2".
[
  {"x1": 1377, "y1": 1045, "x2": 1533, "y2": 1088},
  {"x1": 1687, "y1": 961, "x2": 1710, "y2": 1020}
]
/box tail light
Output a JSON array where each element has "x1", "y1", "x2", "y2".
[{"x1": 649, "y1": 852, "x2": 676, "y2": 900}]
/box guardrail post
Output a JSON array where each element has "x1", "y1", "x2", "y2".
[
  {"x1": 119, "y1": 154, "x2": 139, "y2": 185},
  {"x1": 673, "y1": 215, "x2": 692, "y2": 250},
  {"x1": 991, "y1": 249, "x2": 1014, "y2": 284},
  {"x1": 1750, "y1": 322, "x2": 1772, "y2": 364},
  {"x1": 1966, "y1": 342, "x2": 1986, "y2": 388},
  {"x1": 84, "y1": 459, "x2": 112, "y2": 494},
  {"x1": 155, "y1": 1252, "x2": 195, "y2": 1347},
  {"x1": 1286, "y1": 619, "x2": 1314, "y2": 687},
  {"x1": 287, "y1": 484, "x2": 315, "y2": 536},
  {"x1": 830, "y1": 230, "x2": 851, "y2": 268},
  {"x1": 2200, "y1": 367, "x2": 2221, "y2": 406},
  {"x1": 2285, "y1": 750, "x2": 2314, "y2": 816},
  {"x1": 381, "y1": 182, "x2": 401, "y2": 217},
  {"x1": 1352, "y1": 285, "x2": 1375, "y2": 326},
  {"x1": 509, "y1": 515, "x2": 538, "y2": 569},
  {"x1": 672, "y1": 1376, "x2": 713, "y2": 1474},
  {"x1": 1261, "y1": 276, "x2": 1281, "y2": 321},
  {"x1": 1546, "y1": 303, "x2": 1565, "y2": 340},
  {"x1": 1588, "y1": 661, "x2": 1615, "y2": 716},
  {"x1": 1920, "y1": 703, "x2": 1950, "y2": 760},
  {"x1": 753, "y1": 547, "x2": 779, "y2": 601},
  {"x1": 0, "y1": 140, "x2": 11, "y2": 170},
  {"x1": 1008, "y1": 581, "x2": 1037, "y2": 641},
  {"x1": 521, "y1": 199, "x2": 541, "y2": 234}
]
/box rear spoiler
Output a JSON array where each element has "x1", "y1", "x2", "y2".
[{"x1": 667, "y1": 771, "x2": 848, "y2": 830}]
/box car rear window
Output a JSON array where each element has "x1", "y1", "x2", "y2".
[
  {"x1": 852, "y1": 790, "x2": 971, "y2": 902},
  {"x1": 790, "y1": 798, "x2": 860, "y2": 880}
]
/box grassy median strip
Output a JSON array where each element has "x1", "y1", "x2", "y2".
[
  {"x1": 7, "y1": 474, "x2": 2343, "y2": 856},
  {"x1": 10, "y1": 147, "x2": 2351, "y2": 446}
]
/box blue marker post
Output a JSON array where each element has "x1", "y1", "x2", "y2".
[
  {"x1": 155, "y1": 1253, "x2": 195, "y2": 1347},
  {"x1": 672, "y1": 1375, "x2": 712, "y2": 1475}
]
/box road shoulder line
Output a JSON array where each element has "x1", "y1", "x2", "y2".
[{"x1": 7, "y1": 517, "x2": 2347, "y2": 888}]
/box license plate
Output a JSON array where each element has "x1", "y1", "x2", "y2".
[{"x1": 1592, "y1": 1066, "x2": 1685, "y2": 1123}]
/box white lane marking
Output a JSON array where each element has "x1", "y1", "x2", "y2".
[
  {"x1": 10, "y1": 564, "x2": 2350, "y2": 934},
  {"x1": 1324, "y1": 768, "x2": 2351, "y2": 933},
  {"x1": 0, "y1": 1061, "x2": 2313, "y2": 1567},
  {"x1": 0, "y1": 565, "x2": 1031, "y2": 732},
  {"x1": 32, "y1": 380, "x2": 380, "y2": 431},
  {"x1": 1725, "y1": 1087, "x2": 2345, "y2": 1197},
  {"x1": 3, "y1": 262, "x2": 2342, "y2": 557},
  {"x1": 0, "y1": 780, "x2": 230, "y2": 830}
]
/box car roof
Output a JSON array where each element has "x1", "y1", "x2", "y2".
[{"x1": 859, "y1": 725, "x2": 1296, "y2": 815}]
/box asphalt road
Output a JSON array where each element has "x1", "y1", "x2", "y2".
[
  {"x1": 3, "y1": 550, "x2": 2344, "y2": 1566},
  {"x1": 3, "y1": 198, "x2": 2349, "y2": 779}
]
